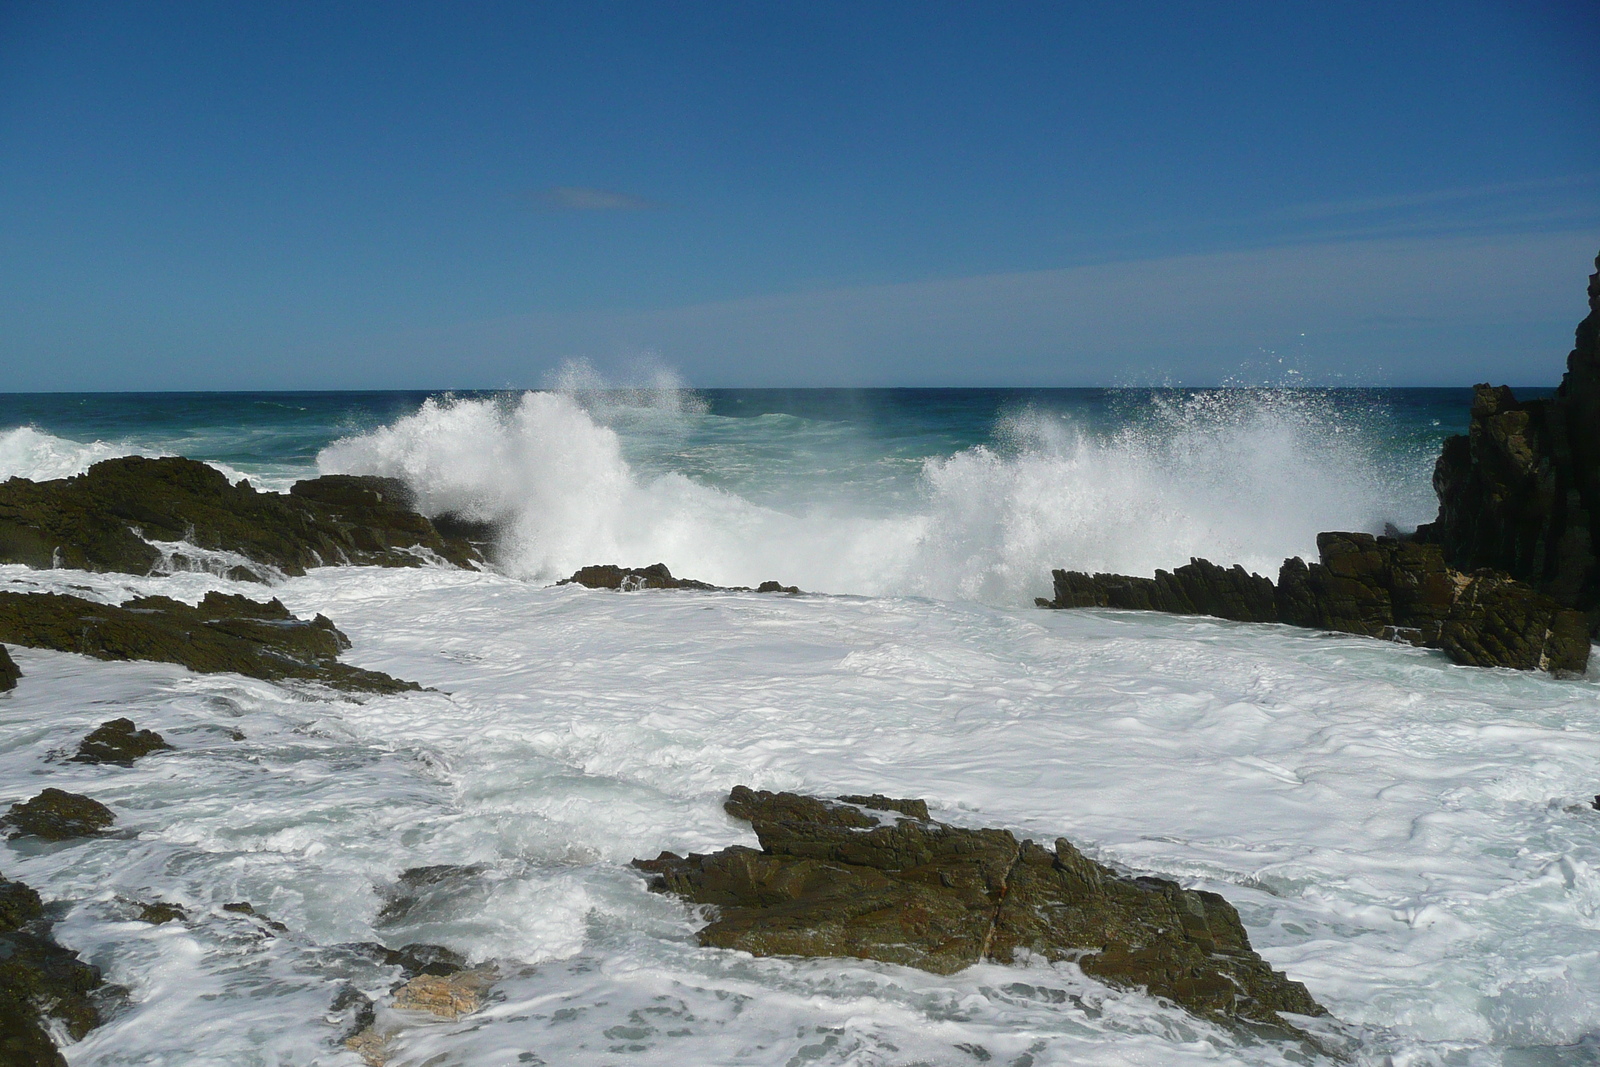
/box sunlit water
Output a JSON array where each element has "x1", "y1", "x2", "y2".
[{"x1": 2, "y1": 384, "x2": 1596, "y2": 1066}]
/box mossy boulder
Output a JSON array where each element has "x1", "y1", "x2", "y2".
[
  {"x1": 0, "y1": 456, "x2": 483, "y2": 579},
  {"x1": 1, "y1": 789, "x2": 115, "y2": 841},
  {"x1": 0, "y1": 872, "x2": 105, "y2": 1063},
  {"x1": 0, "y1": 644, "x2": 19, "y2": 692},
  {"x1": 0, "y1": 589, "x2": 418, "y2": 693},
  {"x1": 636, "y1": 787, "x2": 1324, "y2": 1027},
  {"x1": 71, "y1": 717, "x2": 172, "y2": 766}
]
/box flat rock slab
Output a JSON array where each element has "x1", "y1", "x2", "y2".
[
  {"x1": 636, "y1": 787, "x2": 1324, "y2": 1027},
  {"x1": 0, "y1": 589, "x2": 418, "y2": 693},
  {"x1": 559, "y1": 562, "x2": 800, "y2": 595}
]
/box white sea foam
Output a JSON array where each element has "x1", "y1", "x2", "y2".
[
  {"x1": 317, "y1": 388, "x2": 1434, "y2": 603},
  {"x1": 2, "y1": 561, "x2": 1597, "y2": 1066},
  {"x1": 0, "y1": 426, "x2": 258, "y2": 486},
  {"x1": 0, "y1": 426, "x2": 159, "y2": 482}
]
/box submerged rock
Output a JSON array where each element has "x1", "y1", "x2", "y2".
[
  {"x1": 635, "y1": 787, "x2": 1323, "y2": 1027},
  {"x1": 70, "y1": 717, "x2": 172, "y2": 765},
  {"x1": 135, "y1": 901, "x2": 186, "y2": 925},
  {"x1": 1043, "y1": 532, "x2": 1589, "y2": 674},
  {"x1": 560, "y1": 563, "x2": 802, "y2": 595},
  {"x1": 0, "y1": 589, "x2": 419, "y2": 692},
  {"x1": 392, "y1": 968, "x2": 495, "y2": 1019},
  {"x1": 1, "y1": 789, "x2": 115, "y2": 841},
  {"x1": 0, "y1": 644, "x2": 19, "y2": 692},
  {"x1": 1416, "y1": 254, "x2": 1600, "y2": 636},
  {"x1": 0, "y1": 871, "x2": 105, "y2": 1064},
  {"x1": 0, "y1": 456, "x2": 483, "y2": 579}
]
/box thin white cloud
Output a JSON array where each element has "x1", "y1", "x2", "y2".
[{"x1": 527, "y1": 186, "x2": 663, "y2": 212}]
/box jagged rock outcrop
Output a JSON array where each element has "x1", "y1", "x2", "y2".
[
  {"x1": 1, "y1": 789, "x2": 115, "y2": 840},
  {"x1": 0, "y1": 456, "x2": 483, "y2": 580},
  {"x1": 635, "y1": 787, "x2": 1323, "y2": 1027},
  {"x1": 1414, "y1": 254, "x2": 1600, "y2": 635},
  {"x1": 1042, "y1": 533, "x2": 1589, "y2": 674},
  {"x1": 0, "y1": 872, "x2": 105, "y2": 1066},
  {"x1": 0, "y1": 644, "x2": 18, "y2": 692},
  {"x1": 0, "y1": 590, "x2": 419, "y2": 692},
  {"x1": 559, "y1": 562, "x2": 801, "y2": 594},
  {"x1": 70, "y1": 717, "x2": 172, "y2": 765}
]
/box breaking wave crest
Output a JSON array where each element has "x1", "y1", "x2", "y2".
[{"x1": 317, "y1": 384, "x2": 1435, "y2": 604}]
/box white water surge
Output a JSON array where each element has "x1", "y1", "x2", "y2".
[
  {"x1": 2, "y1": 387, "x2": 1593, "y2": 1066},
  {"x1": 316, "y1": 389, "x2": 1426, "y2": 603},
  {"x1": 1, "y1": 561, "x2": 1598, "y2": 1066}
]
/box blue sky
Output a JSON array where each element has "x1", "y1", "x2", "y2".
[{"x1": 2, "y1": 1, "x2": 1597, "y2": 389}]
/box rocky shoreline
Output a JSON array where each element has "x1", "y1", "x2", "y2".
[
  {"x1": 1040, "y1": 253, "x2": 1600, "y2": 676},
  {"x1": 637, "y1": 787, "x2": 1324, "y2": 1028}
]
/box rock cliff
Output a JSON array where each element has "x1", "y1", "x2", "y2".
[{"x1": 1415, "y1": 252, "x2": 1600, "y2": 635}]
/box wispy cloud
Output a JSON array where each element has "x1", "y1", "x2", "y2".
[{"x1": 526, "y1": 186, "x2": 664, "y2": 212}]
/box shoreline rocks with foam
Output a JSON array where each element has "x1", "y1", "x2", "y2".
[
  {"x1": 1040, "y1": 532, "x2": 1590, "y2": 674},
  {"x1": 635, "y1": 786, "x2": 1324, "y2": 1028},
  {"x1": 0, "y1": 456, "x2": 484, "y2": 580},
  {"x1": 0, "y1": 589, "x2": 420, "y2": 692},
  {"x1": 559, "y1": 562, "x2": 801, "y2": 594}
]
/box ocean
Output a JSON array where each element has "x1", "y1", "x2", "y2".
[{"x1": 2, "y1": 385, "x2": 1598, "y2": 1066}]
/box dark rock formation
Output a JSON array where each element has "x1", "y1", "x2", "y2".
[
  {"x1": 0, "y1": 871, "x2": 105, "y2": 1065},
  {"x1": 221, "y1": 901, "x2": 288, "y2": 933},
  {"x1": 1, "y1": 789, "x2": 115, "y2": 841},
  {"x1": 0, "y1": 456, "x2": 483, "y2": 580},
  {"x1": 135, "y1": 901, "x2": 186, "y2": 925},
  {"x1": 0, "y1": 644, "x2": 18, "y2": 692},
  {"x1": 70, "y1": 717, "x2": 172, "y2": 766},
  {"x1": 1414, "y1": 258, "x2": 1600, "y2": 635},
  {"x1": 376, "y1": 863, "x2": 490, "y2": 927},
  {"x1": 1042, "y1": 533, "x2": 1589, "y2": 674},
  {"x1": 0, "y1": 589, "x2": 419, "y2": 693},
  {"x1": 559, "y1": 563, "x2": 802, "y2": 595},
  {"x1": 635, "y1": 787, "x2": 1323, "y2": 1027}
]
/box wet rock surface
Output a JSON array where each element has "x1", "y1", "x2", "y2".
[
  {"x1": 1416, "y1": 254, "x2": 1600, "y2": 636},
  {"x1": 0, "y1": 589, "x2": 419, "y2": 692},
  {"x1": 70, "y1": 717, "x2": 172, "y2": 766},
  {"x1": 635, "y1": 787, "x2": 1324, "y2": 1027},
  {"x1": 1043, "y1": 532, "x2": 1589, "y2": 674},
  {"x1": 0, "y1": 644, "x2": 18, "y2": 692},
  {"x1": 0, "y1": 871, "x2": 105, "y2": 1065},
  {"x1": 2, "y1": 789, "x2": 115, "y2": 841},
  {"x1": 560, "y1": 562, "x2": 802, "y2": 594},
  {"x1": 0, "y1": 456, "x2": 483, "y2": 579}
]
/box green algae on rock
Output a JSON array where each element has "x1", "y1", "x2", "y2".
[
  {"x1": 1, "y1": 789, "x2": 115, "y2": 841},
  {"x1": 0, "y1": 456, "x2": 483, "y2": 579},
  {"x1": 0, "y1": 589, "x2": 419, "y2": 693},
  {"x1": 0, "y1": 871, "x2": 106, "y2": 1065},
  {"x1": 71, "y1": 717, "x2": 173, "y2": 766},
  {"x1": 635, "y1": 787, "x2": 1324, "y2": 1027}
]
